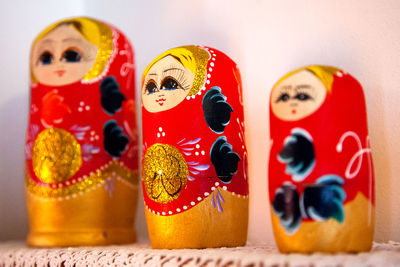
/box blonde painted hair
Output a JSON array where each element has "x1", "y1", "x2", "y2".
[
  {"x1": 274, "y1": 65, "x2": 340, "y2": 93},
  {"x1": 31, "y1": 17, "x2": 113, "y2": 83},
  {"x1": 142, "y1": 46, "x2": 210, "y2": 96}
]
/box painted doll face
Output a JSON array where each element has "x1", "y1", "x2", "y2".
[
  {"x1": 271, "y1": 70, "x2": 327, "y2": 121},
  {"x1": 31, "y1": 24, "x2": 98, "y2": 86},
  {"x1": 142, "y1": 55, "x2": 195, "y2": 113}
]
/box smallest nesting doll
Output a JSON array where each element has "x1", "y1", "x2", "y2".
[
  {"x1": 268, "y1": 66, "x2": 375, "y2": 253},
  {"x1": 141, "y1": 45, "x2": 248, "y2": 249}
]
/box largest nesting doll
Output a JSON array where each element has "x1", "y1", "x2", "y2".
[
  {"x1": 25, "y1": 17, "x2": 139, "y2": 246},
  {"x1": 141, "y1": 45, "x2": 248, "y2": 249},
  {"x1": 268, "y1": 65, "x2": 375, "y2": 253}
]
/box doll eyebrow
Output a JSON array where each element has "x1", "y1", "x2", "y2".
[
  {"x1": 62, "y1": 38, "x2": 83, "y2": 43},
  {"x1": 40, "y1": 39, "x2": 55, "y2": 45},
  {"x1": 148, "y1": 73, "x2": 158, "y2": 77},
  {"x1": 295, "y1": 84, "x2": 312, "y2": 90},
  {"x1": 280, "y1": 85, "x2": 292, "y2": 91},
  {"x1": 163, "y1": 67, "x2": 184, "y2": 73}
]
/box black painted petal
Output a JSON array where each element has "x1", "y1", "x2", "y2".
[
  {"x1": 272, "y1": 184, "x2": 301, "y2": 233},
  {"x1": 202, "y1": 86, "x2": 233, "y2": 134},
  {"x1": 303, "y1": 175, "x2": 346, "y2": 223},
  {"x1": 100, "y1": 76, "x2": 126, "y2": 115},
  {"x1": 210, "y1": 136, "x2": 240, "y2": 183},
  {"x1": 278, "y1": 129, "x2": 315, "y2": 181},
  {"x1": 103, "y1": 120, "x2": 129, "y2": 158}
]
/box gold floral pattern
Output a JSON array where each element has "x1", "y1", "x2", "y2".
[
  {"x1": 143, "y1": 144, "x2": 188, "y2": 203},
  {"x1": 32, "y1": 128, "x2": 82, "y2": 184}
]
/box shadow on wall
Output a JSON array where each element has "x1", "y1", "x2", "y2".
[{"x1": 0, "y1": 94, "x2": 29, "y2": 241}]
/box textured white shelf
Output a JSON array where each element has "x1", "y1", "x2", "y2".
[{"x1": 0, "y1": 241, "x2": 399, "y2": 267}]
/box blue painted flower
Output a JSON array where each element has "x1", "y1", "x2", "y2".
[
  {"x1": 100, "y1": 76, "x2": 126, "y2": 115},
  {"x1": 103, "y1": 120, "x2": 129, "y2": 158},
  {"x1": 272, "y1": 183, "x2": 301, "y2": 234},
  {"x1": 278, "y1": 128, "x2": 315, "y2": 182},
  {"x1": 210, "y1": 136, "x2": 240, "y2": 183},
  {"x1": 202, "y1": 86, "x2": 233, "y2": 134},
  {"x1": 302, "y1": 175, "x2": 346, "y2": 223}
]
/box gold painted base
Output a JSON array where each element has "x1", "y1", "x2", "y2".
[
  {"x1": 145, "y1": 189, "x2": 249, "y2": 249},
  {"x1": 271, "y1": 193, "x2": 375, "y2": 253},
  {"x1": 26, "y1": 177, "x2": 138, "y2": 247},
  {"x1": 27, "y1": 228, "x2": 136, "y2": 247}
]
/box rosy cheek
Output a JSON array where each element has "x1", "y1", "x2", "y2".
[
  {"x1": 42, "y1": 68, "x2": 55, "y2": 79},
  {"x1": 66, "y1": 66, "x2": 80, "y2": 77}
]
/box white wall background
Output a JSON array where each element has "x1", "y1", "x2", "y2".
[{"x1": 0, "y1": 0, "x2": 399, "y2": 245}]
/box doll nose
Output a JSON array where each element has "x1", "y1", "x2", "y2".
[{"x1": 290, "y1": 102, "x2": 298, "y2": 107}]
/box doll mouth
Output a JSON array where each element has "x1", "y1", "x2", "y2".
[
  {"x1": 156, "y1": 98, "x2": 166, "y2": 106},
  {"x1": 292, "y1": 109, "x2": 296, "y2": 114},
  {"x1": 55, "y1": 70, "x2": 66, "y2": 77}
]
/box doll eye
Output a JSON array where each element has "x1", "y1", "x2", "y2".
[
  {"x1": 62, "y1": 49, "x2": 82, "y2": 63},
  {"x1": 294, "y1": 93, "x2": 312, "y2": 101},
  {"x1": 145, "y1": 81, "x2": 158, "y2": 94},
  {"x1": 39, "y1": 52, "x2": 53, "y2": 65},
  {"x1": 276, "y1": 93, "x2": 290, "y2": 102},
  {"x1": 161, "y1": 77, "x2": 179, "y2": 91}
]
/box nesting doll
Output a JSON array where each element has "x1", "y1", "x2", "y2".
[
  {"x1": 268, "y1": 65, "x2": 375, "y2": 253},
  {"x1": 141, "y1": 45, "x2": 248, "y2": 249},
  {"x1": 25, "y1": 17, "x2": 138, "y2": 246}
]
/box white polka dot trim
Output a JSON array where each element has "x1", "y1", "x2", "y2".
[
  {"x1": 184, "y1": 47, "x2": 217, "y2": 102},
  {"x1": 28, "y1": 160, "x2": 136, "y2": 202},
  {"x1": 144, "y1": 182, "x2": 249, "y2": 216}
]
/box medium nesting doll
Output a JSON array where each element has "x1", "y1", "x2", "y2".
[
  {"x1": 141, "y1": 45, "x2": 248, "y2": 249},
  {"x1": 268, "y1": 65, "x2": 375, "y2": 253},
  {"x1": 25, "y1": 17, "x2": 139, "y2": 246}
]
